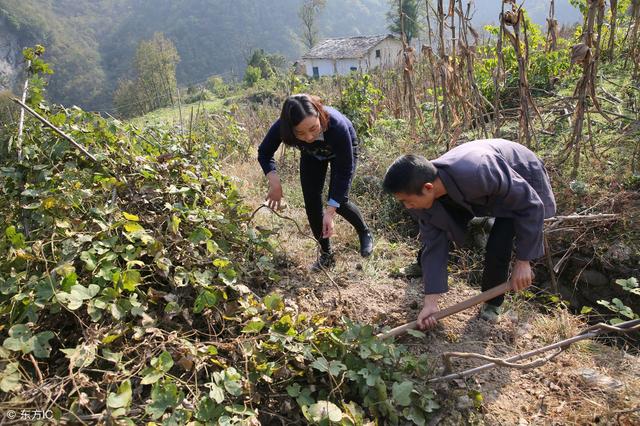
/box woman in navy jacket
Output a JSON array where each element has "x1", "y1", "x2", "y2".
[{"x1": 258, "y1": 94, "x2": 373, "y2": 270}]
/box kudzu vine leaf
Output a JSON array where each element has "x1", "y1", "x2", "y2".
[
  {"x1": 306, "y1": 400, "x2": 343, "y2": 423},
  {"x1": 392, "y1": 381, "x2": 414, "y2": 407},
  {"x1": 107, "y1": 379, "x2": 132, "y2": 409},
  {"x1": 0, "y1": 362, "x2": 21, "y2": 392},
  {"x1": 241, "y1": 318, "x2": 265, "y2": 334}
]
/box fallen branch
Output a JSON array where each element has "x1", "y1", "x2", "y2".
[
  {"x1": 429, "y1": 318, "x2": 640, "y2": 383},
  {"x1": 441, "y1": 347, "x2": 564, "y2": 374},
  {"x1": 544, "y1": 213, "x2": 618, "y2": 222},
  {"x1": 12, "y1": 98, "x2": 99, "y2": 164}
]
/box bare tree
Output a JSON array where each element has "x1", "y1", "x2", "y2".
[
  {"x1": 607, "y1": 0, "x2": 618, "y2": 58},
  {"x1": 299, "y1": 0, "x2": 326, "y2": 50},
  {"x1": 546, "y1": 0, "x2": 559, "y2": 52}
]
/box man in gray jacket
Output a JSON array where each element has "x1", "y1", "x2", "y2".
[{"x1": 383, "y1": 139, "x2": 556, "y2": 329}]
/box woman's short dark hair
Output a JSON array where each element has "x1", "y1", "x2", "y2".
[
  {"x1": 279, "y1": 94, "x2": 329, "y2": 146},
  {"x1": 382, "y1": 154, "x2": 438, "y2": 195}
]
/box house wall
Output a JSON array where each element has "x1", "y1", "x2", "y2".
[
  {"x1": 305, "y1": 59, "x2": 336, "y2": 77},
  {"x1": 364, "y1": 38, "x2": 403, "y2": 71},
  {"x1": 304, "y1": 38, "x2": 403, "y2": 77}
]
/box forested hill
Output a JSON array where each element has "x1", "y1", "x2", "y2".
[
  {"x1": 0, "y1": 0, "x2": 580, "y2": 111},
  {"x1": 0, "y1": 0, "x2": 389, "y2": 110}
]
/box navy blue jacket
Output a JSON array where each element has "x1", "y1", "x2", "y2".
[
  {"x1": 257, "y1": 106, "x2": 358, "y2": 204},
  {"x1": 409, "y1": 139, "x2": 557, "y2": 294}
]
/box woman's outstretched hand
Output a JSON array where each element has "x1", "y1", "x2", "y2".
[
  {"x1": 265, "y1": 171, "x2": 283, "y2": 210},
  {"x1": 322, "y1": 206, "x2": 337, "y2": 238}
]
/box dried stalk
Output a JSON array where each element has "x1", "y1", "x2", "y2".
[
  {"x1": 429, "y1": 319, "x2": 640, "y2": 383},
  {"x1": 492, "y1": 1, "x2": 506, "y2": 136},
  {"x1": 501, "y1": 0, "x2": 542, "y2": 147},
  {"x1": 568, "y1": 0, "x2": 606, "y2": 179}
]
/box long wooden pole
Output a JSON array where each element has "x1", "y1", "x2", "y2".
[
  {"x1": 377, "y1": 282, "x2": 510, "y2": 339},
  {"x1": 12, "y1": 98, "x2": 99, "y2": 164},
  {"x1": 15, "y1": 60, "x2": 31, "y2": 162}
]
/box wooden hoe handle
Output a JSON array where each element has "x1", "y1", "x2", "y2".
[{"x1": 376, "y1": 282, "x2": 510, "y2": 339}]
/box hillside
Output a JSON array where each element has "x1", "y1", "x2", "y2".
[{"x1": 0, "y1": 0, "x2": 582, "y2": 111}]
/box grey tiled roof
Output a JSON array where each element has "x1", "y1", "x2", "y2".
[{"x1": 302, "y1": 34, "x2": 398, "y2": 59}]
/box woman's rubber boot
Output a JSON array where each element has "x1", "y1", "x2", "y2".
[
  {"x1": 310, "y1": 251, "x2": 336, "y2": 272},
  {"x1": 359, "y1": 229, "x2": 374, "y2": 257}
]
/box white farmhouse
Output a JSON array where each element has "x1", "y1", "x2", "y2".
[{"x1": 302, "y1": 34, "x2": 402, "y2": 78}]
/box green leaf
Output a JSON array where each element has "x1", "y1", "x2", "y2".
[
  {"x1": 264, "y1": 293, "x2": 284, "y2": 311},
  {"x1": 141, "y1": 368, "x2": 165, "y2": 385},
  {"x1": 121, "y1": 270, "x2": 141, "y2": 291},
  {"x1": 213, "y1": 258, "x2": 230, "y2": 268},
  {"x1": 311, "y1": 358, "x2": 329, "y2": 373},
  {"x1": 328, "y1": 361, "x2": 346, "y2": 377},
  {"x1": 407, "y1": 329, "x2": 426, "y2": 338},
  {"x1": 80, "y1": 251, "x2": 97, "y2": 270},
  {"x1": 145, "y1": 380, "x2": 183, "y2": 419},
  {"x1": 6, "y1": 226, "x2": 26, "y2": 248},
  {"x1": 107, "y1": 379, "x2": 132, "y2": 409},
  {"x1": 194, "y1": 289, "x2": 222, "y2": 313},
  {"x1": 62, "y1": 284, "x2": 100, "y2": 310},
  {"x1": 219, "y1": 267, "x2": 237, "y2": 285},
  {"x1": 392, "y1": 381, "x2": 414, "y2": 406},
  {"x1": 206, "y1": 240, "x2": 219, "y2": 254},
  {"x1": 580, "y1": 306, "x2": 593, "y2": 314},
  {"x1": 3, "y1": 326, "x2": 49, "y2": 359},
  {"x1": 31, "y1": 331, "x2": 53, "y2": 358},
  {"x1": 196, "y1": 397, "x2": 224, "y2": 422},
  {"x1": 0, "y1": 362, "x2": 22, "y2": 392},
  {"x1": 286, "y1": 383, "x2": 301, "y2": 397},
  {"x1": 209, "y1": 383, "x2": 225, "y2": 403},
  {"x1": 154, "y1": 351, "x2": 174, "y2": 372},
  {"x1": 306, "y1": 400, "x2": 343, "y2": 423},
  {"x1": 189, "y1": 227, "x2": 212, "y2": 244},
  {"x1": 61, "y1": 343, "x2": 96, "y2": 368},
  {"x1": 241, "y1": 318, "x2": 265, "y2": 334},
  {"x1": 102, "y1": 349, "x2": 123, "y2": 364},
  {"x1": 155, "y1": 257, "x2": 172, "y2": 273}
]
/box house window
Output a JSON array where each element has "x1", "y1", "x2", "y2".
[
  {"x1": 375, "y1": 49, "x2": 381, "y2": 58},
  {"x1": 350, "y1": 66, "x2": 358, "y2": 72},
  {"x1": 312, "y1": 66, "x2": 319, "y2": 79}
]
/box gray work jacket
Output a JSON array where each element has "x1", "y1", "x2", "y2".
[{"x1": 409, "y1": 139, "x2": 556, "y2": 294}]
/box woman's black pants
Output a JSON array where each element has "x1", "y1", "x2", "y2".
[{"x1": 299, "y1": 153, "x2": 368, "y2": 253}]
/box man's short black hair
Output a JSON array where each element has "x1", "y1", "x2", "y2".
[{"x1": 382, "y1": 154, "x2": 438, "y2": 195}]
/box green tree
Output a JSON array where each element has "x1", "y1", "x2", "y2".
[
  {"x1": 113, "y1": 33, "x2": 180, "y2": 117},
  {"x1": 247, "y1": 49, "x2": 287, "y2": 78},
  {"x1": 387, "y1": 0, "x2": 420, "y2": 42},
  {"x1": 243, "y1": 65, "x2": 262, "y2": 87},
  {"x1": 113, "y1": 78, "x2": 146, "y2": 118},
  {"x1": 133, "y1": 33, "x2": 180, "y2": 111}
]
